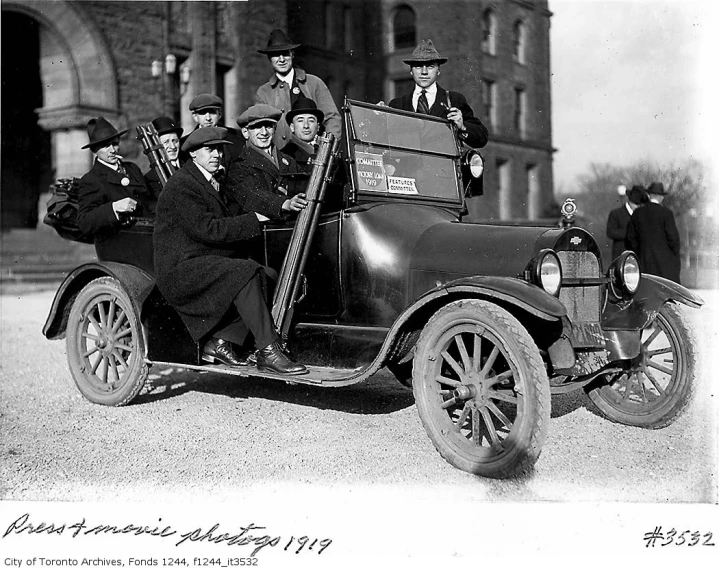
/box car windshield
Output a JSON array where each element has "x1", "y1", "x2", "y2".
[{"x1": 347, "y1": 100, "x2": 461, "y2": 203}]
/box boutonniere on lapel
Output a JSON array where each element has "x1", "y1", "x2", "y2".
[
  {"x1": 292, "y1": 86, "x2": 300, "y2": 95},
  {"x1": 281, "y1": 157, "x2": 289, "y2": 166}
]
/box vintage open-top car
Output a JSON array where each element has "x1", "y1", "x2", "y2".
[{"x1": 44, "y1": 100, "x2": 703, "y2": 479}]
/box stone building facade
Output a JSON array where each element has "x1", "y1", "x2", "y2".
[{"x1": 1, "y1": 0, "x2": 553, "y2": 229}]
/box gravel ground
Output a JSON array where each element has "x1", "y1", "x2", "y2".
[{"x1": 1, "y1": 289, "x2": 717, "y2": 564}]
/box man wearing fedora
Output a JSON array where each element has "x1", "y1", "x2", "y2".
[
  {"x1": 179, "y1": 93, "x2": 244, "y2": 169},
  {"x1": 281, "y1": 98, "x2": 324, "y2": 168},
  {"x1": 606, "y1": 184, "x2": 643, "y2": 260},
  {"x1": 144, "y1": 116, "x2": 183, "y2": 198},
  {"x1": 626, "y1": 182, "x2": 681, "y2": 283},
  {"x1": 153, "y1": 126, "x2": 307, "y2": 375},
  {"x1": 388, "y1": 40, "x2": 488, "y2": 149},
  {"x1": 226, "y1": 104, "x2": 309, "y2": 222},
  {"x1": 77, "y1": 117, "x2": 155, "y2": 242},
  {"x1": 254, "y1": 29, "x2": 341, "y2": 151}
]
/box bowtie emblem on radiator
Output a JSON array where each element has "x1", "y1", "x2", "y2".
[{"x1": 570, "y1": 236, "x2": 582, "y2": 246}]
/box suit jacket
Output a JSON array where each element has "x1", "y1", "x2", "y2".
[
  {"x1": 77, "y1": 160, "x2": 155, "y2": 242},
  {"x1": 225, "y1": 145, "x2": 305, "y2": 220},
  {"x1": 389, "y1": 85, "x2": 489, "y2": 149},
  {"x1": 626, "y1": 202, "x2": 681, "y2": 283},
  {"x1": 153, "y1": 160, "x2": 263, "y2": 342},
  {"x1": 606, "y1": 205, "x2": 632, "y2": 260},
  {"x1": 144, "y1": 160, "x2": 181, "y2": 200},
  {"x1": 255, "y1": 67, "x2": 342, "y2": 150}
]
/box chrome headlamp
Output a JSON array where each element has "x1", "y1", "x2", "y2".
[
  {"x1": 529, "y1": 249, "x2": 562, "y2": 297},
  {"x1": 463, "y1": 150, "x2": 484, "y2": 178},
  {"x1": 609, "y1": 251, "x2": 641, "y2": 297}
]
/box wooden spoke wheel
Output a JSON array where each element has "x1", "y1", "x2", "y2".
[
  {"x1": 413, "y1": 299, "x2": 550, "y2": 479},
  {"x1": 66, "y1": 277, "x2": 148, "y2": 406}
]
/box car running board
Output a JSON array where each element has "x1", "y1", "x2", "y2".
[{"x1": 147, "y1": 360, "x2": 363, "y2": 386}]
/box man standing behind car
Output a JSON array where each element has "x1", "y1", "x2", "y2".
[
  {"x1": 144, "y1": 116, "x2": 183, "y2": 198},
  {"x1": 389, "y1": 39, "x2": 488, "y2": 149},
  {"x1": 254, "y1": 29, "x2": 341, "y2": 150},
  {"x1": 153, "y1": 127, "x2": 307, "y2": 375},
  {"x1": 606, "y1": 184, "x2": 640, "y2": 260},
  {"x1": 77, "y1": 117, "x2": 155, "y2": 242},
  {"x1": 626, "y1": 182, "x2": 681, "y2": 283}
]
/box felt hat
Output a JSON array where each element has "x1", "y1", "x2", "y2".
[
  {"x1": 151, "y1": 116, "x2": 183, "y2": 138},
  {"x1": 181, "y1": 127, "x2": 232, "y2": 152},
  {"x1": 647, "y1": 181, "x2": 667, "y2": 195},
  {"x1": 189, "y1": 93, "x2": 223, "y2": 112},
  {"x1": 627, "y1": 185, "x2": 648, "y2": 205},
  {"x1": 285, "y1": 97, "x2": 324, "y2": 125},
  {"x1": 257, "y1": 29, "x2": 301, "y2": 54},
  {"x1": 237, "y1": 104, "x2": 282, "y2": 128},
  {"x1": 403, "y1": 39, "x2": 448, "y2": 65},
  {"x1": 82, "y1": 117, "x2": 127, "y2": 149}
]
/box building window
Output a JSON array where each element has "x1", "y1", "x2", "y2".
[
  {"x1": 513, "y1": 20, "x2": 527, "y2": 64},
  {"x1": 497, "y1": 158, "x2": 511, "y2": 220},
  {"x1": 392, "y1": 76, "x2": 416, "y2": 99},
  {"x1": 482, "y1": 79, "x2": 496, "y2": 131},
  {"x1": 392, "y1": 5, "x2": 416, "y2": 51},
  {"x1": 514, "y1": 87, "x2": 526, "y2": 138},
  {"x1": 527, "y1": 164, "x2": 540, "y2": 219},
  {"x1": 482, "y1": 9, "x2": 496, "y2": 55}
]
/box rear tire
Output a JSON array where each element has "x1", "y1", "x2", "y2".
[
  {"x1": 66, "y1": 277, "x2": 148, "y2": 406},
  {"x1": 413, "y1": 299, "x2": 551, "y2": 479}
]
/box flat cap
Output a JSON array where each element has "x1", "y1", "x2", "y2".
[
  {"x1": 181, "y1": 127, "x2": 232, "y2": 152},
  {"x1": 189, "y1": 93, "x2": 223, "y2": 112},
  {"x1": 237, "y1": 104, "x2": 282, "y2": 128}
]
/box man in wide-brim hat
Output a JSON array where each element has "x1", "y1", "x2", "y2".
[
  {"x1": 281, "y1": 98, "x2": 324, "y2": 168},
  {"x1": 626, "y1": 181, "x2": 681, "y2": 283},
  {"x1": 77, "y1": 117, "x2": 154, "y2": 241},
  {"x1": 388, "y1": 39, "x2": 489, "y2": 149},
  {"x1": 144, "y1": 116, "x2": 184, "y2": 197},
  {"x1": 254, "y1": 29, "x2": 341, "y2": 151},
  {"x1": 606, "y1": 184, "x2": 642, "y2": 260},
  {"x1": 153, "y1": 125, "x2": 308, "y2": 375}
]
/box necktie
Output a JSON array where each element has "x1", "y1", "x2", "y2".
[
  {"x1": 210, "y1": 176, "x2": 220, "y2": 192},
  {"x1": 417, "y1": 89, "x2": 430, "y2": 114},
  {"x1": 117, "y1": 163, "x2": 127, "y2": 176}
]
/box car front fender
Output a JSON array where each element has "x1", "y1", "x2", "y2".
[
  {"x1": 602, "y1": 274, "x2": 704, "y2": 331},
  {"x1": 43, "y1": 262, "x2": 155, "y2": 340}
]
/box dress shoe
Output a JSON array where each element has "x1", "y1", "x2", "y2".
[
  {"x1": 202, "y1": 337, "x2": 248, "y2": 367},
  {"x1": 256, "y1": 342, "x2": 308, "y2": 375}
]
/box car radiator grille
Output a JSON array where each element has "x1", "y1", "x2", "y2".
[{"x1": 557, "y1": 251, "x2": 602, "y2": 322}]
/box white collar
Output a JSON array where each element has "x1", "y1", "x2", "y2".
[
  {"x1": 277, "y1": 68, "x2": 295, "y2": 86},
  {"x1": 413, "y1": 82, "x2": 438, "y2": 97},
  {"x1": 625, "y1": 202, "x2": 634, "y2": 216},
  {"x1": 194, "y1": 161, "x2": 214, "y2": 181},
  {"x1": 97, "y1": 158, "x2": 120, "y2": 171}
]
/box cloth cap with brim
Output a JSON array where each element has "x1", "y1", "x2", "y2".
[
  {"x1": 237, "y1": 104, "x2": 282, "y2": 128},
  {"x1": 285, "y1": 97, "x2": 324, "y2": 125},
  {"x1": 647, "y1": 181, "x2": 667, "y2": 195},
  {"x1": 189, "y1": 93, "x2": 223, "y2": 112},
  {"x1": 257, "y1": 29, "x2": 301, "y2": 54},
  {"x1": 82, "y1": 117, "x2": 127, "y2": 149},
  {"x1": 181, "y1": 127, "x2": 232, "y2": 152},
  {"x1": 627, "y1": 185, "x2": 648, "y2": 205},
  {"x1": 403, "y1": 39, "x2": 448, "y2": 65},
  {"x1": 151, "y1": 116, "x2": 183, "y2": 138}
]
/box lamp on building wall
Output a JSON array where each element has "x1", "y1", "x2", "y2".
[
  {"x1": 150, "y1": 54, "x2": 189, "y2": 121},
  {"x1": 165, "y1": 53, "x2": 177, "y2": 75},
  {"x1": 151, "y1": 59, "x2": 163, "y2": 78},
  {"x1": 179, "y1": 63, "x2": 191, "y2": 96}
]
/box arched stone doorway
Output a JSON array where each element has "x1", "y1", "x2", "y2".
[{"x1": 1, "y1": 0, "x2": 120, "y2": 230}]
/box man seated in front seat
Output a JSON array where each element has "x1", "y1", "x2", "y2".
[{"x1": 153, "y1": 126, "x2": 307, "y2": 375}]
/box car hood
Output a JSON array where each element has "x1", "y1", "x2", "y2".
[{"x1": 410, "y1": 221, "x2": 564, "y2": 279}]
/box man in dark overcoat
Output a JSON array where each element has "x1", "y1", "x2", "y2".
[
  {"x1": 388, "y1": 40, "x2": 489, "y2": 149},
  {"x1": 226, "y1": 104, "x2": 309, "y2": 220},
  {"x1": 144, "y1": 116, "x2": 183, "y2": 198},
  {"x1": 153, "y1": 127, "x2": 307, "y2": 374},
  {"x1": 626, "y1": 182, "x2": 681, "y2": 283},
  {"x1": 77, "y1": 117, "x2": 155, "y2": 242},
  {"x1": 606, "y1": 184, "x2": 641, "y2": 260}
]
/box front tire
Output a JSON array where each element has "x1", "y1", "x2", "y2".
[
  {"x1": 413, "y1": 299, "x2": 551, "y2": 479},
  {"x1": 585, "y1": 302, "x2": 696, "y2": 428},
  {"x1": 66, "y1": 276, "x2": 148, "y2": 406}
]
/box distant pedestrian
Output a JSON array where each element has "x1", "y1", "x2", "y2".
[
  {"x1": 626, "y1": 182, "x2": 681, "y2": 283},
  {"x1": 606, "y1": 184, "x2": 641, "y2": 260}
]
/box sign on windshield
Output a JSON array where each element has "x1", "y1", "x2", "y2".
[{"x1": 347, "y1": 101, "x2": 461, "y2": 203}]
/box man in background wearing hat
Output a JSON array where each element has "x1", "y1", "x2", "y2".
[
  {"x1": 180, "y1": 93, "x2": 244, "y2": 169},
  {"x1": 626, "y1": 181, "x2": 681, "y2": 283},
  {"x1": 226, "y1": 104, "x2": 309, "y2": 222},
  {"x1": 77, "y1": 117, "x2": 155, "y2": 242},
  {"x1": 254, "y1": 29, "x2": 341, "y2": 151},
  {"x1": 144, "y1": 116, "x2": 183, "y2": 198},
  {"x1": 388, "y1": 39, "x2": 488, "y2": 149},
  {"x1": 281, "y1": 98, "x2": 324, "y2": 169},
  {"x1": 606, "y1": 184, "x2": 641, "y2": 260},
  {"x1": 153, "y1": 126, "x2": 307, "y2": 375}
]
